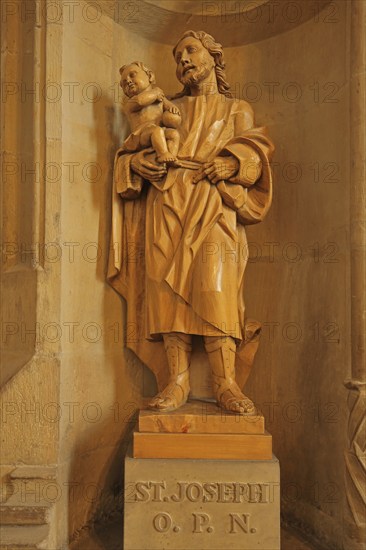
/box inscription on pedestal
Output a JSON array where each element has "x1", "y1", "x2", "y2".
[
  {"x1": 127, "y1": 480, "x2": 274, "y2": 504},
  {"x1": 124, "y1": 450, "x2": 280, "y2": 550},
  {"x1": 148, "y1": 511, "x2": 258, "y2": 535}
]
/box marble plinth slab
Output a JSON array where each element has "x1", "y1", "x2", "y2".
[
  {"x1": 139, "y1": 401, "x2": 265, "y2": 434},
  {"x1": 124, "y1": 446, "x2": 280, "y2": 550}
]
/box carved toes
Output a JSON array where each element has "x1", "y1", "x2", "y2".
[
  {"x1": 148, "y1": 381, "x2": 189, "y2": 412},
  {"x1": 218, "y1": 387, "x2": 257, "y2": 416}
]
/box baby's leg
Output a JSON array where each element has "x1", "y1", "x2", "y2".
[
  {"x1": 151, "y1": 127, "x2": 176, "y2": 163},
  {"x1": 165, "y1": 128, "x2": 180, "y2": 158},
  {"x1": 139, "y1": 127, "x2": 154, "y2": 148}
]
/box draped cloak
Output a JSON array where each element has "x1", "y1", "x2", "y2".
[{"x1": 107, "y1": 94, "x2": 274, "y2": 392}]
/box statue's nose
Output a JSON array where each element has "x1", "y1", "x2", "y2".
[{"x1": 181, "y1": 52, "x2": 190, "y2": 65}]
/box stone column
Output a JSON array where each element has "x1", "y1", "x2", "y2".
[{"x1": 344, "y1": 1, "x2": 366, "y2": 548}]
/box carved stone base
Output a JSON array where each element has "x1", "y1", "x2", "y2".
[{"x1": 124, "y1": 446, "x2": 280, "y2": 549}]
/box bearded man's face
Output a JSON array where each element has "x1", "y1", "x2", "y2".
[{"x1": 174, "y1": 37, "x2": 215, "y2": 86}]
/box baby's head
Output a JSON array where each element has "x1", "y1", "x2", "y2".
[{"x1": 119, "y1": 62, "x2": 156, "y2": 98}]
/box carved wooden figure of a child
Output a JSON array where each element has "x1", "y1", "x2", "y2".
[{"x1": 119, "y1": 62, "x2": 181, "y2": 164}]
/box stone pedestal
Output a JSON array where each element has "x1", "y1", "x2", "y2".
[
  {"x1": 124, "y1": 403, "x2": 280, "y2": 549},
  {"x1": 124, "y1": 447, "x2": 280, "y2": 549}
]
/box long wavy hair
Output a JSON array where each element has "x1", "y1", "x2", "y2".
[{"x1": 172, "y1": 30, "x2": 233, "y2": 99}]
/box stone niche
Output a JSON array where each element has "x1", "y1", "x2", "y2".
[{"x1": 1, "y1": 1, "x2": 364, "y2": 549}]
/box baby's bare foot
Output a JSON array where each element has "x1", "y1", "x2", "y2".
[
  {"x1": 157, "y1": 152, "x2": 176, "y2": 164},
  {"x1": 168, "y1": 105, "x2": 181, "y2": 115}
]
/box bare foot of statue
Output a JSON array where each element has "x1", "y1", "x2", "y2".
[
  {"x1": 148, "y1": 372, "x2": 190, "y2": 412},
  {"x1": 157, "y1": 152, "x2": 177, "y2": 164},
  {"x1": 215, "y1": 379, "x2": 256, "y2": 415}
]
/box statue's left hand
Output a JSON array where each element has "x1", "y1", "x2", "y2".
[
  {"x1": 130, "y1": 149, "x2": 167, "y2": 182},
  {"x1": 192, "y1": 156, "x2": 239, "y2": 184}
]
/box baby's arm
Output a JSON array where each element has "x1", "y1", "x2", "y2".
[
  {"x1": 128, "y1": 87, "x2": 165, "y2": 112},
  {"x1": 162, "y1": 97, "x2": 180, "y2": 116},
  {"x1": 161, "y1": 98, "x2": 181, "y2": 129}
]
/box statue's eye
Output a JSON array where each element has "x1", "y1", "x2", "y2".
[
  {"x1": 176, "y1": 54, "x2": 181, "y2": 63},
  {"x1": 188, "y1": 47, "x2": 196, "y2": 53}
]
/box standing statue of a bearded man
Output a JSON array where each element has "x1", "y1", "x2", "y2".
[{"x1": 108, "y1": 30, "x2": 274, "y2": 415}]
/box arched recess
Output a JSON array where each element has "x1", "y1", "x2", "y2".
[
  {"x1": 95, "y1": 0, "x2": 332, "y2": 46},
  {"x1": 90, "y1": 1, "x2": 364, "y2": 549}
]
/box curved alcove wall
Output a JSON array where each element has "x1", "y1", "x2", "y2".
[
  {"x1": 97, "y1": 3, "x2": 348, "y2": 546},
  {"x1": 59, "y1": 1, "x2": 350, "y2": 545},
  {"x1": 100, "y1": 0, "x2": 332, "y2": 46}
]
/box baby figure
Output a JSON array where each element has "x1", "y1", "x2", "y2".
[{"x1": 120, "y1": 61, "x2": 181, "y2": 164}]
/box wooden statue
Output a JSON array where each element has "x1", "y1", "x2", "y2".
[{"x1": 108, "y1": 30, "x2": 274, "y2": 416}]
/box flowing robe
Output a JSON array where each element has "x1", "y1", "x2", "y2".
[{"x1": 107, "y1": 94, "x2": 274, "y2": 391}]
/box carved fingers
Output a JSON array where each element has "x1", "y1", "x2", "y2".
[
  {"x1": 162, "y1": 98, "x2": 181, "y2": 116},
  {"x1": 192, "y1": 165, "x2": 213, "y2": 184},
  {"x1": 130, "y1": 150, "x2": 167, "y2": 181},
  {"x1": 155, "y1": 87, "x2": 165, "y2": 102},
  {"x1": 192, "y1": 156, "x2": 239, "y2": 184}
]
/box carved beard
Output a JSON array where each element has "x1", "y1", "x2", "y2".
[{"x1": 179, "y1": 61, "x2": 213, "y2": 87}]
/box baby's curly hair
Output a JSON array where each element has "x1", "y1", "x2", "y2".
[{"x1": 119, "y1": 61, "x2": 156, "y2": 89}]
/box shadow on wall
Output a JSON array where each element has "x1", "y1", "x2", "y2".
[{"x1": 67, "y1": 87, "x2": 140, "y2": 542}]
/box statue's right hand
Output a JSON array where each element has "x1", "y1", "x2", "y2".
[{"x1": 130, "y1": 150, "x2": 167, "y2": 182}]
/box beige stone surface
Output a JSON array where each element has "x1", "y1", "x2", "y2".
[
  {"x1": 70, "y1": 522, "x2": 322, "y2": 550},
  {"x1": 124, "y1": 450, "x2": 280, "y2": 549},
  {"x1": 56, "y1": 16, "x2": 154, "y2": 543},
  {"x1": 0, "y1": 358, "x2": 59, "y2": 464}
]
